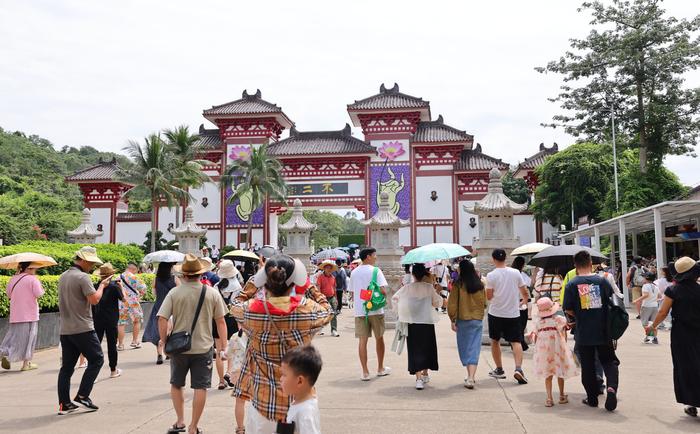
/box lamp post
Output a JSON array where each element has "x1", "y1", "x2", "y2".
[{"x1": 609, "y1": 102, "x2": 620, "y2": 212}]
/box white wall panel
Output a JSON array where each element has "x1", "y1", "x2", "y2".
[
  {"x1": 190, "y1": 182, "x2": 221, "y2": 224},
  {"x1": 458, "y1": 201, "x2": 479, "y2": 246},
  {"x1": 415, "y1": 176, "x2": 453, "y2": 220},
  {"x1": 435, "y1": 226, "x2": 453, "y2": 243},
  {"x1": 90, "y1": 208, "x2": 111, "y2": 244},
  {"x1": 116, "y1": 221, "x2": 150, "y2": 245},
  {"x1": 417, "y1": 226, "x2": 434, "y2": 246},
  {"x1": 514, "y1": 214, "x2": 536, "y2": 245}
]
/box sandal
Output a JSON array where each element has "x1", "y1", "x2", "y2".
[
  {"x1": 685, "y1": 406, "x2": 698, "y2": 417},
  {"x1": 224, "y1": 373, "x2": 235, "y2": 388},
  {"x1": 559, "y1": 394, "x2": 569, "y2": 404},
  {"x1": 235, "y1": 428, "x2": 245, "y2": 434},
  {"x1": 545, "y1": 398, "x2": 554, "y2": 407},
  {"x1": 21, "y1": 362, "x2": 39, "y2": 371},
  {"x1": 217, "y1": 381, "x2": 226, "y2": 390},
  {"x1": 117, "y1": 344, "x2": 125, "y2": 351},
  {"x1": 167, "y1": 423, "x2": 186, "y2": 433}
]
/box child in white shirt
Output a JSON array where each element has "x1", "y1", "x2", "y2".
[
  {"x1": 280, "y1": 345, "x2": 323, "y2": 434},
  {"x1": 633, "y1": 272, "x2": 659, "y2": 344}
]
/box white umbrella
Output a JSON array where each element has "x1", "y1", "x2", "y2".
[
  {"x1": 143, "y1": 250, "x2": 185, "y2": 264},
  {"x1": 0, "y1": 252, "x2": 57, "y2": 269},
  {"x1": 511, "y1": 242, "x2": 552, "y2": 256}
]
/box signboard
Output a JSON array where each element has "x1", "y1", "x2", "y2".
[
  {"x1": 580, "y1": 236, "x2": 592, "y2": 247},
  {"x1": 288, "y1": 182, "x2": 348, "y2": 196}
]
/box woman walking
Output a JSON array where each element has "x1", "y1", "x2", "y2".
[
  {"x1": 447, "y1": 259, "x2": 487, "y2": 389},
  {"x1": 92, "y1": 263, "x2": 126, "y2": 378},
  {"x1": 142, "y1": 262, "x2": 177, "y2": 365},
  {"x1": 393, "y1": 263, "x2": 442, "y2": 390},
  {"x1": 0, "y1": 262, "x2": 45, "y2": 371},
  {"x1": 117, "y1": 264, "x2": 147, "y2": 350},
  {"x1": 646, "y1": 257, "x2": 700, "y2": 418},
  {"x1": 230, "y1": 255, "x2": 333, "y2": 433},
  {"x1": 212, "y1": 259, "x2": 242, "y2": 390},
  {"x1": 534, "y1": 265, "x2": 563, "y2": 304}
]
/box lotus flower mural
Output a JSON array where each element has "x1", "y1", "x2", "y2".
[
  {"x1": 228, "y1": 145, "x2": 252, "y2": 161},
  {"x1": 377, "y1": 141, "x2": 405, "y2": 161}
]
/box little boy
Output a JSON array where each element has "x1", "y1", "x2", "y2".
[
  {"x1": 280, "y1": 345, "x2": 323, "y2": 434},
  {"x1": 634, "y1": 272, "x2": 659, "y2": 344}
]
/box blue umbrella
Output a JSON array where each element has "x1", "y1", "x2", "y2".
[{"x1": 401, "y1": 243, "x2": 472, "y2": 265}]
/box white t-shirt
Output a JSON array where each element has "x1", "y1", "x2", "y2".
[
  {"x1": 286, "y1": 397, "x2": 321, "y2": 434},
  {"x1": 431, "y1": 264, "x2": 449, "y2": 288},
  {"x1": 655, "y1": 278, "x2": 671, "y2": 299},
  {"x1": 486, "y1": 267, "x2": 528, "y2": 318},
  {"x1": 641, "y1": 283, "x2": 659, "y2": 308},
  {"x1": 350, "y1": 264, "x2": 388, "y2": 317},
  {"x1": 519, "y1": 271, "x2": 530, "y2": 310}
]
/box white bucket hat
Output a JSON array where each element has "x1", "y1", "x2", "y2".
[{"x1": 217, "y1": 259, "x2": 239, "y2": 279}]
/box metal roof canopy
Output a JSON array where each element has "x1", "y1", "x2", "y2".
[
  {"x1": 561, "y1": 200, "x2": 700, "y2": 239},
  {"x1": 560, "y1": 200, "x2": 700, "y2": 308}
]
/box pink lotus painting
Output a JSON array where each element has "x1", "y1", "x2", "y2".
[
  {"x1": 228, "y1": 145, "x2": 252, "y2": 161},
  {"x1": 377, "y1": 141, "x2": 405, "y2": 161}
]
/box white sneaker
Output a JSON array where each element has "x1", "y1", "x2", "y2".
[
  {"x1": 331, "y1": 330, "x2": 340, "y2": 337},
  {"x1": 415, "y1": 379, "x2": 425, "y2": 390},
  {"x1": 109, "y1": 368, "x2": 122, "y2": 378},
  {"x1": 422, "y1": 374, "x2": 430, "y2": 384},
  {"x1": 377, "y1": 367, "x2": 392, "y2": 377},
  {"x1": 464, "y1": 378, "x2": 475, "y2": 389}
]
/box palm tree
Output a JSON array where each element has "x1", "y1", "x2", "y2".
[
  {"x1": 118, "y1": 134, "x2": 188, "y2": 252},
  {"x1": 220, "y1": 143, "x2": 287, "y2": 248},
  {"x1": 163, "y1": 125, "x2": 211, "y2": 224}
]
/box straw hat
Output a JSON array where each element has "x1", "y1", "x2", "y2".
[
  {"x1": 217, "y1": 259, "x2": 239, "y2": 279},
  {"x1": 75, "y1": 246, "x2": 103, "y2": 264},
  {"x1": 674, "y1": 256, "x2": 699, "y2": 281},
  {"x1": 536, "y1": 297, "x2": 560, "y2": 318},
  {"x1": 174, "y1": 254, "x2": 211, "y2": 276},
  {"x1": 318, "y1": 260, "x2": 338, "y2": 272},
  {"x1": 93, "y1": 263, "x2": 116, "y2": 279}
]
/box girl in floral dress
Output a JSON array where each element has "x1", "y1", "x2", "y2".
[{"x1": 531, "y1": 297, "x2": 578, "y2": 407}]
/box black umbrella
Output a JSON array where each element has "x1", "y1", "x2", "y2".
[
  {"x1": 528, "y1": 245, "x2": 606, "y2": 271},
  {"x1": 255, "y1": 245, "x2": 278, "y2": 259}
]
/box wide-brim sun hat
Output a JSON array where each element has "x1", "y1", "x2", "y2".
[
  {"x1": 536, "y1": 297, "x2": 560, "y2": 317},
  {"x1": 75, "y1": 246, "x2": 103, "y2": 265},
  {"x1": 174, "y1": 254, "x2": 211, "y2": 276},
  {"x1": 93, "y1": 262, "x2": 116, "y2": 279},
  {"x1": 674, "y1": 256, "x2": 700, "y2": 282},
  {"x1": 317, "y1": 260, "x2": 338, "y2": 272},
  {"x1": 217, "y1": 259, "x2": 239, "y2": 279},
  {"x1": 253, "y1": 255, "x2": 308, "y2": 289},
  {"x1": 201, "y1": 256, "x2": 215, "y2": 271}
]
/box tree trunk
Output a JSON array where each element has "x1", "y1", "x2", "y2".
[
  {"x1": 151, "y1": 192, "x2": 157, "y2": 253},
  {"x1": 246, "y1": 216, "x2": 254, "y2": 250},
  {"x1": 636, "y1": 53, "x2": 648, "y2": 174}
]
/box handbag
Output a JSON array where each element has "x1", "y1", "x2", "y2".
[
  {"x1": 165, "y1": 285, "x2": 207, "y2": 355},
  {"x1": 605, "y1": 292, "x2": 629, "y2": 342}
]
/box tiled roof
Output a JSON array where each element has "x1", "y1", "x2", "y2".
[
  {"x1": 65, "y1": 158, "x2": 121, "y2": 182},
  {"x1": 515, "y1": 143, "x2": 558, "y2": 172},
  {"x1": 347, "y1": 83, "x2": 430, "y2": 110},
  {"x1": 203, "y1": 89, "x2": 283, "y2": 116},
  {"x1": 464, "y1": 168, "x2": 528, "y2": 214},
  {"x1": 268, "y1": 124, "x2": 374, "y2": 156},
  {"x1": 455, "y1": 144, "x2": 509, "y2": 171},
  {"x1": 413, "y1": 115, "x2": 473, "y2": 144},
  {"x1": 196, "y1": 125, "x2": 222, "y2": 149}
]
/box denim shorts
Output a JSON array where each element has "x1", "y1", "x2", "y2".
[{"x1": 456, "y1": 319, "x2": 483, "y2": 366}]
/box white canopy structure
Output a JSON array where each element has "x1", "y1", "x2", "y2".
[{"x1": 560, "y1": 200, "x2": 700, "y2": 305}]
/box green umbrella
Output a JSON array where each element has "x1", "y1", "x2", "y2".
[{"x1": 401, "y1": 243, "x2": 472, "y2": 265}]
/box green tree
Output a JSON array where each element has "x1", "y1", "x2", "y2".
[
  {"x1": 220, "y1": 143, "x2": 287, "y2": 248},
  {"x1": 163, "y1": 125, "x2": 211, "y2": 224},
  {"x1": 536, "y1": 0, "x2": 700, "y2": 173},
  {"x1": 118, "y1": 134, "x2": 188, "y2": 252},
  {"x1": 502, "y1": 171, "x2": 530, "y2": 205}
]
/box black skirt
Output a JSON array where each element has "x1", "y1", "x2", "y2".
[
  {"x1": 671, "y1": 326, "x2": 700, "y2": 407},
  {"x1": 213, "y1": 316, "x2": 238, "y2": 341},
  {"x1": 407, "y1": 323, "x2": 439, "y2": 374}
]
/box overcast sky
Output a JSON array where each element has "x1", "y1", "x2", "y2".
[{"x1": 1, "y1": 0, "x2": 698, "y2": 187}]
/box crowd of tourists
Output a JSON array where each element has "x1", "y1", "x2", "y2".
[{"x1": 1, "y1": 244, "x2": 699, "y2": 433}]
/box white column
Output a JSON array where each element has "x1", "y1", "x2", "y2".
[
  {"x1": 593, "y1": 227, "x2": 601, "y2": 251},
  {"x1": 653, "y1": 208, "x2": 664, "y2": 274},
  {"x1": 610, "y1": 234, "x2": 616, "y2": 274},
  {"x1": 619, "y1": 220, "x2": 629, "y2": 307},
  {"x1": 631, "y1": 231, "x2": 638, "y2": 258}
]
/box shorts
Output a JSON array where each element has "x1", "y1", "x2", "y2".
[
  {"x1": 487, "y1": 314, "x2": 521, "y2": 342},
  {"x1": 355, "y1": 315, "x2": 385, "y2": 338},
  {"x1": 632, "y1": 286, "x2": 642, "y2": 300},
  {"x1": 170, "y1": 348, "x2": 213, "y2": 389},
  {"x1": 640, "y1": 306, "x2": 659, "y2": 325},
  {"x1": 118, "y1": 299, "x2": 143, "y2": 326}
]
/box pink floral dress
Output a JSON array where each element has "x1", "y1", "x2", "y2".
[{"x1": 532, "y1": 315, "x2": 579, "y2": 379}]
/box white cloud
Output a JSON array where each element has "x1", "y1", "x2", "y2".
[{"x1": 0, "y1": 0, "x2": 698, "y2": 185}]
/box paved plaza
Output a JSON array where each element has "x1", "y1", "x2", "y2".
[{"x1": 0, "y1": 312, "x2": 697, "y2": 434}]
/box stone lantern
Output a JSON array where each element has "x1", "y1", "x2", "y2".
[
  {"x1": 171, "y1": 206, "x2": 207, "y2": 256},
  {"x1": 279, "y1": 199, "x2": 317, "y2": 270},
  {"x1": 362, "y1": 192, "x2": 410, "y2": 328},
  {"x1": 67, "y1": 208, "x2": 103, "y2": 244},
  {"x1": 464, "y1": 167, "x2": 527, "y2": 274}
]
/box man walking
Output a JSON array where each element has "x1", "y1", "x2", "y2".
[
  {"x1": 564, "y1": 250, "x2": 620, "y2": 411},
  {"x1": 431, "y1": 261, "x2": 450, "y2": 313},
  {"x1": 57, "y1": 246, "x2": 109, "y2": 415},
  {"x1": 350, "y1": 248, "x2": 391, "y2": 381},
  {"x1": 485, "y1": 249, "x2": 530, "y2": 384},
  {"x1": 316, "y1": 260, "x2": 340, "y2": 337},
  {"x1": 626, "y1": 256, "x2": 646, "y2": 319},
  {"x1": 158, "y1": 254, "x2": 228, "y2": 434},
  {"x1": 333, "y1": 259, "x2": 348, "y2": 313}
]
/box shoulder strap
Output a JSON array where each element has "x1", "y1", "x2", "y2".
[
  {"x1": 262, "y1": 296, "x2": 290, "y2": 350},
  {"x1": 190, "y1": 285, "x2": 207, "y2": 335},
  {"x1": 371, "y1": 266, "x2": 379, "y2": 284},
  {"x1": 7, "y1": 274, "x2": 30, "y2": 300},
  {"x1": 120, "y1": 275, "x2": 139, "y2": 295}
]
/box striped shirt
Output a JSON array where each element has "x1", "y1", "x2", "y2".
[
  {"x1": 230, "y1": 281, "x2": 333, "y2": 422},
  {"x1": 534, "y1": 273, "x2": 563, "y2": 303}
]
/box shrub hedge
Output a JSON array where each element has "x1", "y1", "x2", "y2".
[
  {"x1": 0, "y1": 273, "x2": 155, "y2": 318},
  {"x1": 0, "y1": 241, "x2": 144, "y2": 276}
]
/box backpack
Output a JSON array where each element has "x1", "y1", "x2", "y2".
[
  {"x1": 632, "y1": 265, "x2": 647, "y2": 287},
  {"x1": 606, "y1": 293, "x2": 629, "y2": 342},
  {"x1": 359, "y1": 267, "x2": 386, "y2": 318}
]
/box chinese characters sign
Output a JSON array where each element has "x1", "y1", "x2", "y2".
[{"x1": 287, "y1": 183, "x2": 349, "y2": 196}]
